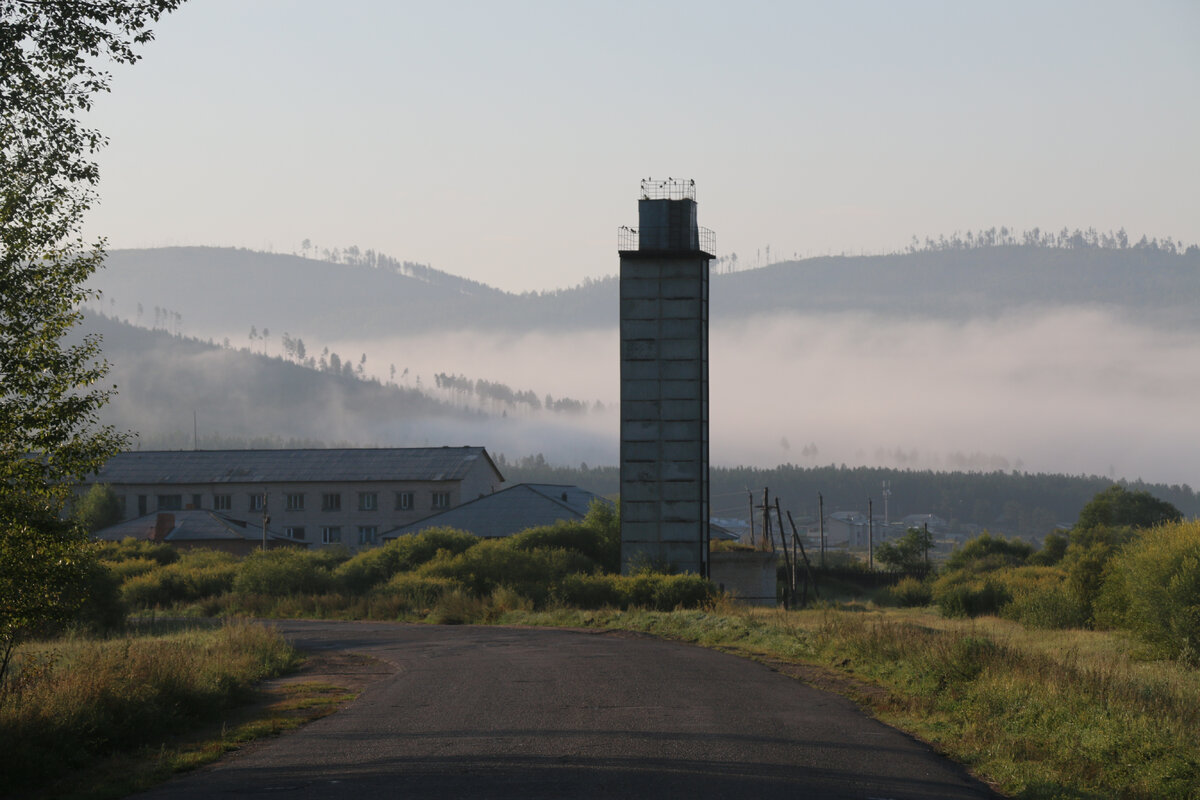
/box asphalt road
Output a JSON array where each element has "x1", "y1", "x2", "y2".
[{"x1": 134, "y1": 621, "x2": 1000, "y2": 800}]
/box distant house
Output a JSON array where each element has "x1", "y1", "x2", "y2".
[
  {"x1": 83, "y1": 447, "x2": 503, "y2": 550},
  {"x1": 900, "y1": 513, "x2": 949, "y2": 532},
  {"x1": 94, "y1": 509, "x2": 305, "y2": 555},
  {"x1": 382, "y1": 483, "x2": 609, "y2": 540},
  {"x1": 824, "y1": 511, "x2": 869, "y2": 548}
]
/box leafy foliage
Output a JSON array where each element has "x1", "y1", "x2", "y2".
[
  {"x1": 874, "y1": 527, "x2": 933, "y2": 572},
  {"x1": 1075, "y1": 485, "x2": 1183, "y2": 532},
  {"x1": 1, "y1": 0, "x2": 184, "y2": 681},
  {"x1": 1103, "y1": 521, "x2": 1200, "y2": 663},
  {"x1": 71, "y1": 483, "x2": 123, "y2": 533}
]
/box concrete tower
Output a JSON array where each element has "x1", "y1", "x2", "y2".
[{"x1": 618, "y1": 178, "x2": 713, "y2": 575}]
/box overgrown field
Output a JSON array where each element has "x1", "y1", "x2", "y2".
[
  {"x1": 0, "y1": 621, "x2": 297, "y2": 793},
  {"x1": 501, "y1": 604, "x2": 1200, "y2": 800},
  {"x1": 11, "y1": 494, "x2": 1197, "y2": 799}
]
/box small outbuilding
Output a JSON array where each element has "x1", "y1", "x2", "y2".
[
  {"x1": 381, "y1": 483, "x2": 611, "y2": 540},
  {"x1": 94, "y1": 509, "x2": 306, "y2": 555}
]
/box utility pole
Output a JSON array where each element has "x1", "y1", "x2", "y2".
[
  {"x1": 747, "y1": 489, "x2": 756, "y2": 547},
  {"x1": 924, "y1": 521, "x2": 930, "y2": 570},
  {"x1": 818, "y1": 492, "x2": 825, "y2": 568},
  {"x1": 261, "y1": 491, "x2": 269, "y2": 552},
  {"x1": 882, "y1": 480, "x2": 891, "y2": 526},
  {"x1": 868, "y1": 498, "x2": 874, "y2": 570}
]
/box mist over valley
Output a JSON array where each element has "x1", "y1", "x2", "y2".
[{"x1": 81, "y1": 241, "x2": 1200, "y2": 490}]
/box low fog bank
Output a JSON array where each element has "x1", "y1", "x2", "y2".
[
  {"x1": 711, "y1": 307, "x2": 1198, "y2": 485},
  {"x1": 90, "y1": 305, "x2": 1198, "y2": 487},
  {"x1": 330, "y1": 307, "x2": 1198, "y2": 486}
]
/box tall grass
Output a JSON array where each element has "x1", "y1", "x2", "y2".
[
  {"x1": 0, "y1": 621, "x2": 297, "y2": 790},
  {"x1": 502, "y1": 604, "x2": 1200, "y2": 799}
]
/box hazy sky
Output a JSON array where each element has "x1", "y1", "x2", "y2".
[{"x1": 85, "y1": 0, "x2": 1200, "y2": 292}]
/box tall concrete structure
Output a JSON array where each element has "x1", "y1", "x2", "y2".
[{"x1": 618, "y1": 179, "x2": 713, "y2": 575}]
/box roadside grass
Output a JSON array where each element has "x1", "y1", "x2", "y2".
[
  {"x1": 500, "y1": 603, "x2": 1200, "y2": 800},
  {"x1": 16, "y1": 681, "x2": 356, "y2": 800},
  {"x1": 0, "y1": 621, "x2": 331, "y2": 798}
]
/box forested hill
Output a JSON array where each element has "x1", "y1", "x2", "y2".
[{"x1": 90, "y1": 241, "x2": 1200, "y2": 340}]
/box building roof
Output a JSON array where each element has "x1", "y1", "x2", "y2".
[
  {"x1": 382, "y1": 483, "x2": 610, "y2": 540},
  {"x1": 89, "y1": 447, "x2": 500, "y2": 485},
  {"x1": 93, "y1": 509, "x2": 298, "y2": 545}
]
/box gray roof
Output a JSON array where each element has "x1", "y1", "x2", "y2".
[
  {"x1": 93, "y1": 509, "x2": 297, "y2": 544},
  {"x1": 90, "y1": 447, "x2": 500, "y2": 485},
  {"x1": 382, "y1": 483, "x2": 610, "y2": 540}
]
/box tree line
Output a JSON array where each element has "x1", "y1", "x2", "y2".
[{"x1": 498, "y1": 458, "x2": 1197, "y2": 539}]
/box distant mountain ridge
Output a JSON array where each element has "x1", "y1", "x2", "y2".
[{"x1": 89, "y1": 244, "x2": 1200, "y2": 344}]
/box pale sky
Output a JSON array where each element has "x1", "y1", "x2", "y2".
[{"x1": 86, "y1": 0, "x2": 1200, "y2": 293}]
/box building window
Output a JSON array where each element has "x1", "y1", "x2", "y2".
[
  {"x1": 116, "y1": 494, "x2": 127, "y2": 517},
  {"x1": 431, "y1": 491, "x2": 451, "y2": 510},
  {"x1": 395, "y1": 491, "x2": 414, "y2": 511},
  {"x1": 286, "y1": 493, "x2": 305, "y2": 511},
  {"x1": 358, "y1": 492, "x2": 378, "y2": 511},
  {"x1": 138, "y1": 495, "x2": 147, "y2": 515},
  {"x1": 157, "y1": 494, "x2": 182, "y2": 511},
  {"x1": 213, "y1": 494, "x2": 231, "y2": 511},
  {"x1": 249, "y1": 493, "x2": 265, "y2": 512},
  {"x1": 191, "y1": 494, "x2": 202, "y2": 509},
  {"x1": 357, "y1": 526, "x2": 377, "y2": 545},
  {"x1": 285, "y1": 526, "x2": 306, "y2": 540},
  {"x1": 322, "y1": 492, "x2": 341, "y2": 512},
  {"x1": 321, "y1": 526, "x2": 342, "y2": 544}
]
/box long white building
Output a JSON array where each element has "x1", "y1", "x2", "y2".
[{"x1": 84, "y1": 447, "x2": 504, "y2": 550}]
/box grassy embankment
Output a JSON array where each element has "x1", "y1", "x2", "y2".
[
  {"x1": 0, "y1": 621, "x2": 351, "y2": 800},
  {"x1": 500, "y1": 603, "x2": 1198, "y2": 800}
]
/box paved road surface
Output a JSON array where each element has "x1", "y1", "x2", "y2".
[{"x1": 135, "y1": 621, "x2": 1000, "y2": 799}]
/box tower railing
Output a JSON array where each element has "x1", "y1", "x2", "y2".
[
  {"x1": 617, "y1": 225, "x2": 715, "y2": 253},
  {"x1": 639, "y1": 178, "x2": 696, "y2": 201}
]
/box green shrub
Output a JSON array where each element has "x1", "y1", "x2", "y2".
[
  {"x1": 888, "y1": 576, "x2": 934, "y2": 607},
  {"x1": 101, "y1": 556, "x2": 160, "y2": 582},
  {"x1": 119, "y1": 551, "x2": 238, "y2": 609},
  {"x1": 334, "y1": 547, "x2": 396, "y2": 595},
  {"x1": 233, "y1": 549, "x2": 333, "y2": 597},
  {"x1": 419, "y1": 539, "x2": 595, "y2": 606},
  {"x1": 381, "y1": 574, "x2": 460, "y2": 612},
  {"x1": 333, "y1": 528, "x2": 479, "y2": 593},
  {"x1": 95, "y1": 538, "x2": 179, "y2": 566},
  {"x1": 933, "y1": 571, "x2": 1011, "y2": 617},
  {"x1": 1004, "y1": 582, "x2": 1088, "y2": 629},
  {"x1": 555, "y1": 572, "x2": 715, "y2": 611},
  {"x1": 1106, "y1": 520, "x2": 1200, "y2": 663},
  {"x1": 507, "y1": 512, "x2": 620, "y2": 574},
  {"x1": 556, "y1": 573, "x2": 626, "y2": 608},
  {"x1": 945, "y1": 533, "x2": 1033, "y2": 573}
]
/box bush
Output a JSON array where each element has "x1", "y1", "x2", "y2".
[
  {"x1": 95, "y1": 538, "x2": 179, "y2": 566},
  {"x1": 381, "y1": 574, "x2": 460, "y2": 612},
  {"x1": 419, "y1": 539, "x2": 596, "y2": 606},
  {"x1": 507, "y1": 509, "x2": 620, "y2": 574},
  {"x1": 1106, "y1": 520, "x2": 1200, "y2": 663},
  {"x1": 555, "y1": 573, "x2": 716, "y2": 611},
  {"x1": 120, "y1": 551, "x2": 238, "y2": 609},
  {"x1": 933, "y1": 571, "x2": 1011, "y2": 618},
  {"x1": 887, "y1": 576, "x2": 933, "y2": 607},
  {"x1": 1003, "y1": 580, "x2": 1088, "y2": 629},
  {"x1": 944, "y1": 533, "x2": 1033, "y2": 573},
  {"x1": 233, "y1": 549, "x2": 333, "y2": 597}
]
